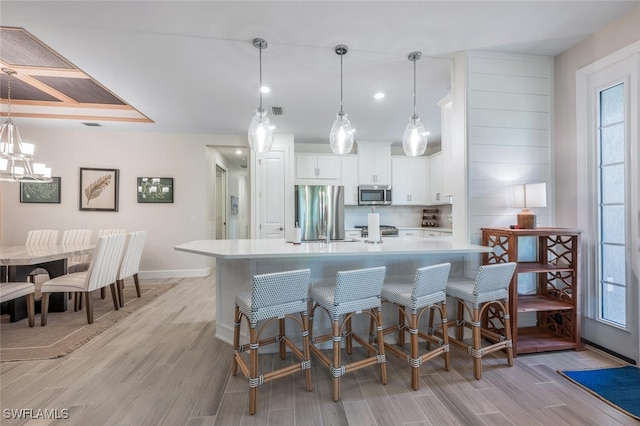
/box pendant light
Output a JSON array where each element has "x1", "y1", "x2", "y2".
[
  {"x1": 329, "y1": 44, "x2": 355, "y2": 155},
  {"x1": 0, "y1": 68, "x2": 52, "y2": 182},
  {"x1": 247, "y1": 38, "x2": 275, "y2": 153},
  {"x1": 402, "y1": 51, "x2": 429, "y2": 157}
]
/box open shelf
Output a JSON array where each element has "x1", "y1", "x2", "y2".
[
  {"x1": 517, "y1": 263, "x2": 574, "y2": 274},
  {"x1": 516, "y1": 327, "x2": 581, "y2": 354},
  {"x1": 517, "y1": 295, "x2": 574, "y2": 312}
]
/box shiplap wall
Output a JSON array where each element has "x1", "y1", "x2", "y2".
[{"x1": 466, "y1": 51, "x2": 553, "y2": 245}]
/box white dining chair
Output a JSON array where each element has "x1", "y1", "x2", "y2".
[
  {"x1": 97, "y1": 229, "x2": 126, "y2": 299},
  {"x1": 40, "y1": 233, "x2": 126, "y2": 326},
  {"x1": 61, "y1": 229, "x2": 92, "y2": 273},
  {"x1": 26, "y1": 229, "x2": 59, "y2": 283},
  {"x1": 116, "y1": 231, "x2": 146, "y2": 307},
  {"x1": 0, "y1": 282, "x2": 36, "y2": 327}
]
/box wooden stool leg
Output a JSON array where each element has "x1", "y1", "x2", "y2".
[
  {"x1": 398, "y1": 307, "x2": 406, "y2": 346},
  {"x1": 426, "y1": 305, "x2": 435, "y2": 350},
  {"x1": 410, "y1": 311, "x2": 419, "y2": 390},
  {"x1": 345, "y1": 315, "x2": 353, "y2": 354},
  {"x1": 456, "y1": 299, "x2": 465, "y2": 340},
  {"x1": 472, "y1": 305, "x2": 482, "y2": 380},
  {"x1": 231, "y1": 305, "x2": 241, "y2": 376},
  {"x1": 441, "y1": 302, "x2": 451, "y2": 371},
  {"x1": 332, "y1": 319, "x2": 341, "y2": 402},
  {"x1": 375, "y1": 307, "x2": 387, "y2": 385},
  {"x1": 503, "y1": 299, "x2": 513, "y2": 367},
  {"x1": 301, "y1": 312, "x2": 313, "y2": 392},
  {"x1": 249, "y1": 325, "x2": 258, "y2": 415},
  {"x1": 279, "y1": 317, "x2": 286, "y2": 359}
]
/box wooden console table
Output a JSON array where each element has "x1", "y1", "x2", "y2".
[{"x1": 481, "y1": 228, "x2": 582, "y2": 356}]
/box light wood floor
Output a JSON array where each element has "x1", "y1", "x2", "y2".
[{"x1": 1, "y1": 275, "x2": 636, "y2": 425}]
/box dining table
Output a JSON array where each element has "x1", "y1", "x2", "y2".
[{"x1": 0, "y1": 244, "x2": 95, "y2": 322}]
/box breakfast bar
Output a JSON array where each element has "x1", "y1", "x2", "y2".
[{"x1": 175, "y1": 237, "x2": 492, "y2": 345}]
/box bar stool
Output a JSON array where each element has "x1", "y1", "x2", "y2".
[
  {"x1": 441, "y1": 262, "x2": 517, "y2": 380},
  {"x1": 379, "y1": 263, "x2": 451, "y2": 390},
  {"x1": 231, "y1": 269, "x2": 312, "y2": 415},
  {"x1": 308, "y1": 266, "x2": 387, "y2": 402}
]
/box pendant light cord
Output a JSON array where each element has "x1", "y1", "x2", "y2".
[
  {"x1": 412, "y1": 58, "x2": 417, "y2": 118},
  {"x1": 3, "y1": 69, "x2": 14, "y2": 119},
  {"x1": 339, "y1": 52, "x2": 344, "y2": 115},
  {"x1": 258, "y1": 45, "x2": 263, "y2": 111}
]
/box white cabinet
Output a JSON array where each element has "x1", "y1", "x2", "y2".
[
  {"x1": 391, "y1": 156, "x2": 430, "y2": 205},
  {"x1": 429, "y1": 152, "x2": 445, "y2": 204},
  {"x1": 357, "y1": 142, "x2": 391, "y2": 185},
  {"x1": 295, "y1": 154, "x2": 339, "y2": 182},
  {"x1": 398, "y1": 229, "x2": 423, "y2": 238},
  {"x1": 340, "y1": 155, "x2": 359, "y2": 205}
]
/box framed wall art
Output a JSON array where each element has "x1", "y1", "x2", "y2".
[
  {"x1": 20, "y1": 177, "x2": 61, "y2": 204},
  {"x1": 79, "y1": 167, "x2": 119, "y2": 211},
  {"x1": 137, "y1": 177, "x2": 174, "y2": 203}
]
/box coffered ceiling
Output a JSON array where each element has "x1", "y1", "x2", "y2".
[{"x1": 1, "y1": 1, "x2": 639, "y2": 147}]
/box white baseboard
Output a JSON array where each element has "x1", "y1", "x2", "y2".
[{"x1": 138, "y1": 268, "x2": 211, "y2": 279}]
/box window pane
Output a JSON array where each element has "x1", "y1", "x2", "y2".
[
  {"x1": 601, "y1": 205, "x2": 625, "y2": 244},
  {"x1": 600, "y1": 83, "x2": 624, "y2": 126},
  {"x1": 601, "y1": 122, "x2": 624, "y2": 164},
  {"x1": 601, "y1": 164, "x2": 624, "y2": 204},
  {"x1": 601, "y1": 244, "x2": 626, "y2": 285},
  {"x1": 602, "y1": 283, "x2": 626, "y2": 325}
]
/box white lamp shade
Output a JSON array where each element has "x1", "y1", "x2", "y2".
[
  {"x1": 248, "y1": 109, "x2": 275, "y2": 153},
  {"x1": 329, "y1": 113, "x2": 355, "y2": 154},
  {"x1": 511, "y1": 182, "x2": 547, "y2": 208}
]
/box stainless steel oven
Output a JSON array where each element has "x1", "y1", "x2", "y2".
[{"x1": 358, "y1": 185, "x2": 392, "y2": 206}]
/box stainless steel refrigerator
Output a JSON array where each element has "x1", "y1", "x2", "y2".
[{"x1": 294, "y1": 185, "x2": 345, "y2": 241}]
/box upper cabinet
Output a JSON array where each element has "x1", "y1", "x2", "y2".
[
  {"x1": 340, "y1": 155, "x2": 359, "y2": 205},
  {"x1": 357, "y1": 142, "x2": 391, "y2": 185},
  {"x1": 428, "y1": 152, "x2": 444, "y2": 204},
  {"x1": 391, "y1": 156, "x2": 430, "y2": 205},
  {"x1": 295, "y1": 154, "x2": 339, "y2": 183}
]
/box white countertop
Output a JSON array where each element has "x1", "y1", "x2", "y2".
[{"x1": 175, "y1": 238, "x2": 490, "y2": 260}]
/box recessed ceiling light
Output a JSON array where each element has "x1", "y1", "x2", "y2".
[
  {"x1": 235, "y1": 150, "x2": 243, "y2": 155},
  {"x1": 260, "y1": 86, "x2": 271, "y2": 94},
  {"x1": 374, "y1": 92, "x2": 385, "y2": 100}
]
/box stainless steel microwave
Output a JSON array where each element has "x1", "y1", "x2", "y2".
[{"x1": 358, "y1": 185, "x2": 392, "y2": 206}]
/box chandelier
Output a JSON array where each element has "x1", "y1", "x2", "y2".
[{"x1": 0, "y1": 68, "x2": 51, "y2": 182}]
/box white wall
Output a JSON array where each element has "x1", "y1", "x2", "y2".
[
  {"x1": 554, "y1": 6, "x2": 640, "y2": 227},
  {"x1": 0, "y1": 126, "x2": 246, "y2": 277},
  {"x1": 465, "y1": 51, "x2": 554, "y2": 244}
]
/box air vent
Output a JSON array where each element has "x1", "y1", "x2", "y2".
[
  {"x1": 271, "y1": 106, "x2": 283, "y2": 116},
  {"x1": 82, "y1": 122, "x2": 102, "y2": 127}
]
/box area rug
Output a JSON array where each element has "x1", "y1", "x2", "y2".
[
  {"x1": 558, "y1": 365, "x2": 640, "y2": 420},
  {"x1": 0, "y1": 279, "x2": 177, "y2": 362}
]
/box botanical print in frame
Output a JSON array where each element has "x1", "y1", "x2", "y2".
[
  {"x1": 79, "y1": 167, "x2": 119, "y2": 211},
  {"x1": 137, "y1": 177, "x2": 174, "y2": 203},
  {"x1": 20, "y1": 177, "x2": 61, "y2": 203}
]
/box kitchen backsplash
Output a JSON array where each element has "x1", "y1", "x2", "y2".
[{"x1": 344, "y1": 204, "x2": 452, "y2": 229}]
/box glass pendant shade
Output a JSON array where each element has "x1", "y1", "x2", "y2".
[
  {"x1": 248, "y1": 108, "x2": 275, "y2": 153},
  {"x1": 402, "y1": 115, "x2": 428, "y2": 156},
  {"x1": 329, "y1": 112, "x2": 354, "y2": 154},
  {"x1": 247, "y1": 38, "x2": 274, "y2": 153}
]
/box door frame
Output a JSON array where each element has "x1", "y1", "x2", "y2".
[{"x1": 576, "y1": 40, "x2": 640, "y2": 363}]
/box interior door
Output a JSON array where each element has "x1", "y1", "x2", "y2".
[{"x1": 259, "y1": 150, "x2": 286, "y2": 239}]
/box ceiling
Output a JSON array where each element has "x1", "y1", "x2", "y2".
[{"x1": 1, "y1": 1, "x2": 639, "y2": 156}]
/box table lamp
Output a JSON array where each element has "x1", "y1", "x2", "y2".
[{"x1": 511, "y1": 182, "x2": 546, "y2": 229}]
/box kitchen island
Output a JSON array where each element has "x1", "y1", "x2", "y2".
[{"x1": 175, "y1": 237, "x2": 491, "y2": 345}]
